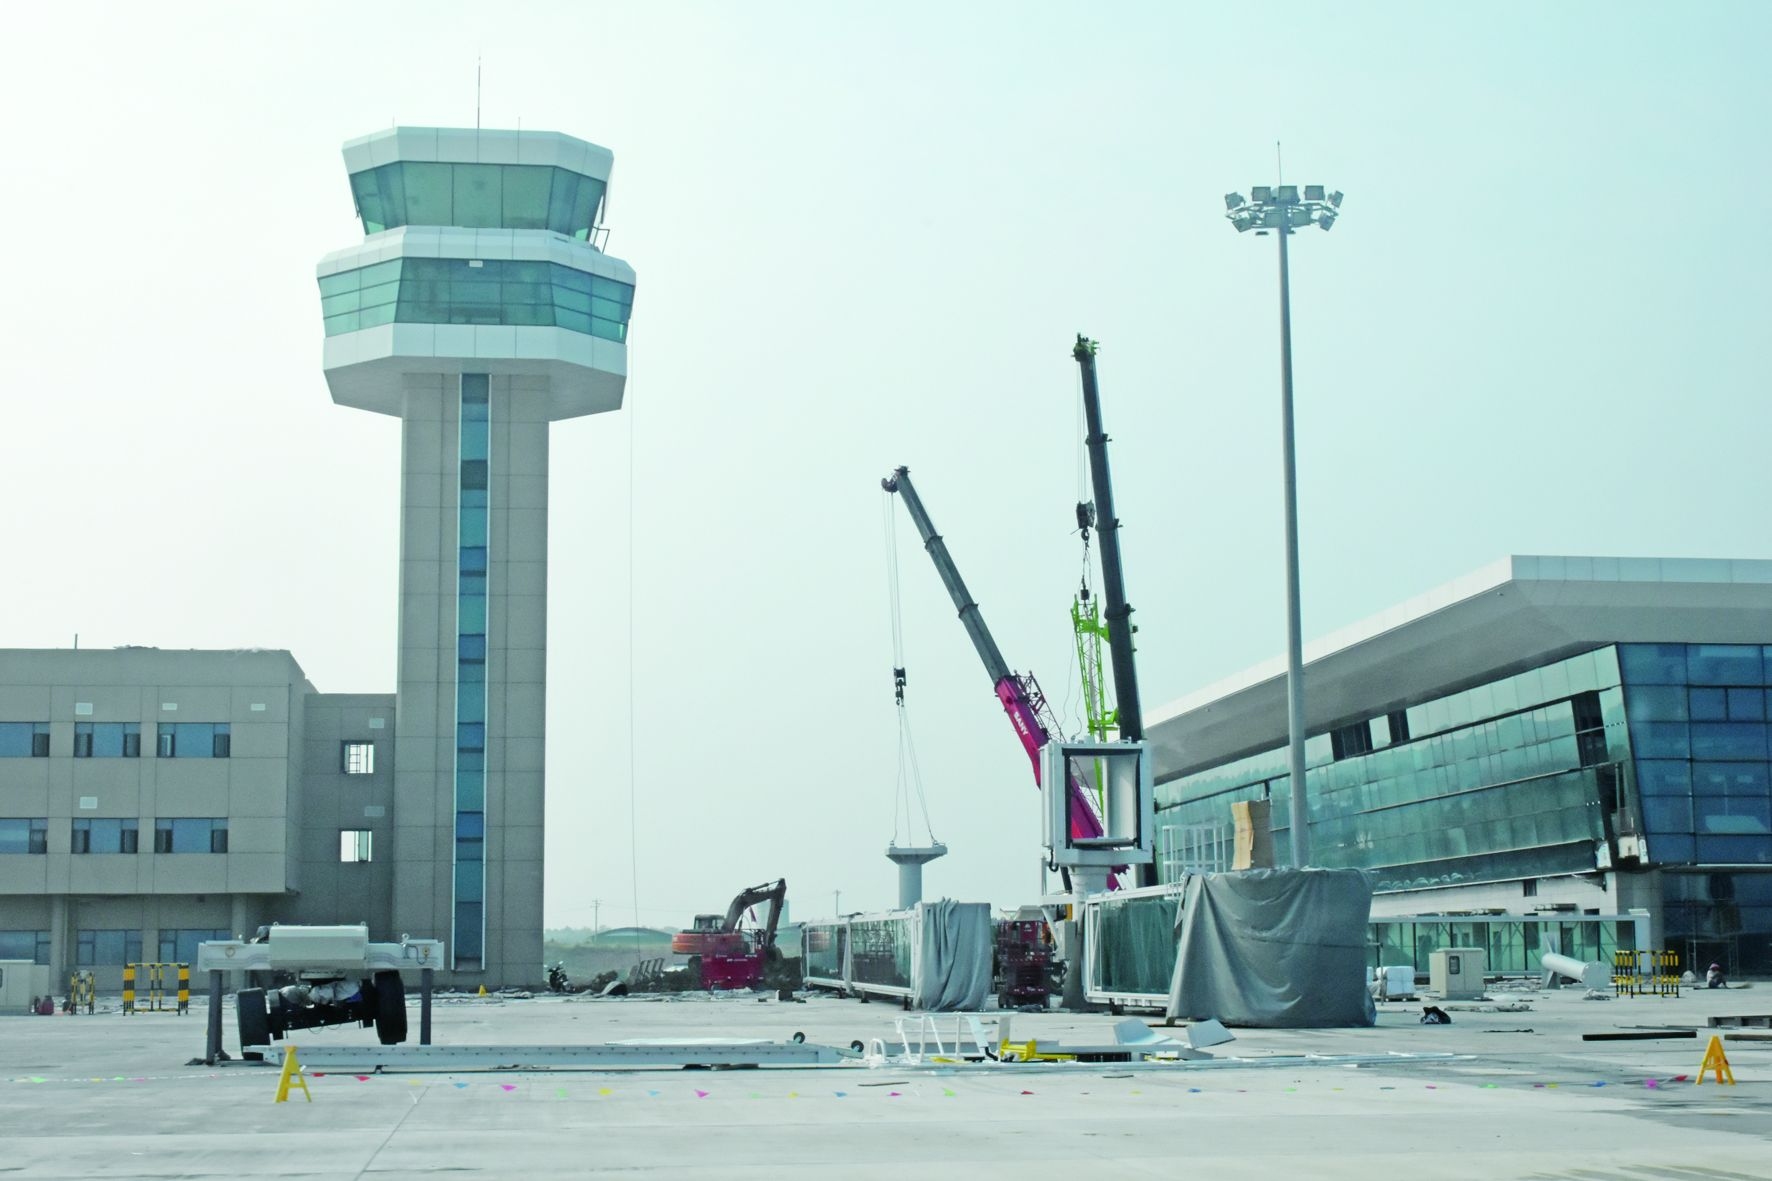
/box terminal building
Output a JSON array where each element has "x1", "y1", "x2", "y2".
[
  {"x1": 0, "y1": 125, "x2": 634, "y2": 992},
  {"x1": 1146, "y1": 557, "x2": 1772, "y2": 975}
]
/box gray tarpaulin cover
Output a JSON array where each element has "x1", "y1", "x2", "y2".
[
  {"x1": 1165, "y1": 868, "x2": 1376, "y2": 1028},
  {"x1": 914, "y1": 900, "x2": 992, "y2": 1011}
]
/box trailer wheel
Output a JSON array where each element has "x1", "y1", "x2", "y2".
[
  {"x1": 236, "y1": 987, "x2": 270, "y2": 1058},
  {"x1": 372, "y1": 971, "x2": 408, "y2": 1045}
]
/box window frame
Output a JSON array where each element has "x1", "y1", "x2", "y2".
[{"x1": 341, "y1": 741, "x2": 376, "y2": 776}]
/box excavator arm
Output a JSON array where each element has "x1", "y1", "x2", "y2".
[{"x1": 721, "y1": 878, "x2": 788, "y2": 949}]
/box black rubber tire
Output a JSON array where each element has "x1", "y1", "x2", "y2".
[
  {"x1": 372, "y1": 971, "x2": 408, "y2": 1045},
  {"x1": 236, "y1": 987, "x2": 270, "y2": 1052}
]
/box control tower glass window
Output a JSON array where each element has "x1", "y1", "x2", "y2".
[
  {"x1": 318, "y1": 260, "x2": 634, "y2": 341},
  {"x1": 349, "y1": 163, "x2": 607, "y2": 239}
]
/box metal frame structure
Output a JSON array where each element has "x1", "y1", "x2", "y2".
[
  {"x1": 286, "y1": 1039, "x2": 851, "y2": 1072},
  {"x1": 1079, "y1": 881, "x2": 1185, "y2": 1010}
]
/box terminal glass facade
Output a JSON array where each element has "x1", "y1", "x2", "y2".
[
  {"x1": 1620, "y1": 643, "x2": 1772, "y2": 972},
  {"x1": 319, "y1": 259, "x2": 634, "y2": 342},
  {"x1": 1157, "y1": 647, "x2": 1626, "y2": 892},
  {"x1": 1157, "y1": 641, "x2": 1772, "y2": 973},
  {"x1": 350, "y1": 162, "x2": 606, "y2": 238}
]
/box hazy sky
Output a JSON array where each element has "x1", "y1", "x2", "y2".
[{"x1": 4, "y1": 2, "x2": 1767, "y2": 930}]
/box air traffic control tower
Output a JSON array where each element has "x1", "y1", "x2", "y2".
[{"x1": 318, "y1": 128, "x2": 636, "y2": 984}]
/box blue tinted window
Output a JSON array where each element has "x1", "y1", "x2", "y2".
[
  {"x1": 1693, "y1": 762, "x2": 1771, "y2": 794},
  {"x1": 154, "y1": 818, "x2": 226, "y2": 853},
  {"x1": 1691, "y1": 724, "x2": 1769, "y2": 761},
  {"x1": 1687, "y1": 644, "x2": 1765, "y2": 686},
  {"x1": 77, "y1": 929, "x2": 143, "y2": 966},
  {"x1": 158, "y1": 928, "x2": 229, "y2": 965},
  {"x1": 1690, "y1": 688, "x2": 1728, "y2": 721},
  {"x1": 1695, "y1": 835, "x2": 1772, "y2": 864},
  {"x1": 1652, "y1": 835, "x2": 1696, "y2": 863},
  {"x1": 155, "y1": 723, "x2": 230, "y2": 759},
  {"x1": 1629, "y1": 721, "x2": 1690, "y2": 759},
  {"x1": 1636, "y1": 760, "x2": 1692, "y2": 796},
  {"x1": 456, "y1": 681, "x2": 485, "y2": 724},
  {"x1": 0, "y1": 722, "x2": 49, "y2": 757},
  {"x1": 0, "y1": 930, "x2": 50, "y2": 964},
  {"x1": 1642, "y1": 796, "x2": 1693, "y2": 834},
  {"x1": 1727, "y1": 689, "x2": 1767, "y2": 721},
  {"x1": 454, "y1": 861, "x2": 485, "y2": 901},
  {"x1": 1619, "y1": 644, "x2": 1688, "y2": 685},
  {"x1": 0, "y1": 819, "x2": 48, "y2": 855},
  {"x1": 453, "y1": 903, "x2": 483, "y2": 960},
  {"x1": 454, "y1": 375, "x2": 491, "y2": 973},
  {"x1": 71, "y1": 818, "x2": 138, "y2": 854}
]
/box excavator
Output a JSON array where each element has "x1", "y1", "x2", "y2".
[{"x1": 670, "y1": 878, "x2": 788, "y2": 989}]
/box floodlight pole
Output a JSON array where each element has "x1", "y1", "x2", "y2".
[
  {"x1": 1274, "y1": 211, "x2": 1311, "y2": 870},
  {"x1": 1225, "y1": 184, "x2": 1340, "y2": 870}
]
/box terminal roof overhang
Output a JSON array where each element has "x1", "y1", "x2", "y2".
[{"x1": 1146, "y1": 556, "x2": 1772, "y2": 781}]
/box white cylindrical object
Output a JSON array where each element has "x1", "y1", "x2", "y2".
[{"x1": 1541, "y1": 952, "x2": 1609, "y2": 991}]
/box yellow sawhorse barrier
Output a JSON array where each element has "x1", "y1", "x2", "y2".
[
  {"x1": 1697, "y1": 1035, "x2": 1735, "y2": 1085},
  {"x1": 275, "y1": 1045, "x2": 311, "y2": 1103}
]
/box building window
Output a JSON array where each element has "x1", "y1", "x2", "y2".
[
  {"x1": 342, "y1": 742, "x2": 375, "y2": 775},
  {"x1": 1387, "y1": 711, "x2": 1410, "y2": 745},
  {"x1": 158, "y1": 928, "x2": 229, "y2": 966},
  {"x1": 454, "y1": 373, "x2": 491, "y2": 971},
  {"x1": 76, "y1": 929, "x2": 143, "y2": 966},
  {"x1": 1522, "y1": 879, "x2": 1539, "y2": 897},
  {"x1": 156, "y1": 723, "x2": 231, "y2": 759},
  {"x1": 0, "y1": 930, "x2": 50, "y2": 965},
  {"x1": 72, "y1": 818, "x2": 139, "y2": 854},
  {"x1": 153, "y1": 818, "x2": 228, "y2": 854},
  {"x1": 0, "y1": 819, "x2": 48, "y2": 855},
  {"x1": 1330, "y1": 720, "x2": 1374, "y2": 761},
  {"x1": 0, "y1": 723, "x2": 51, "y2": 758},
  {"x1": 74, "y1": 722, "x2": 142, "y2": 759},
  {"x1": 340, "y1": 830, "x2": 374, "y2": 862}
]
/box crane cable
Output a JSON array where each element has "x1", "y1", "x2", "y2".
[{"x1": 882, "y1": 491, "x2": 939, "y2": 847}]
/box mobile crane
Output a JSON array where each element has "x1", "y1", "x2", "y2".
[
  {"x1": 1071, "y1": 336, "x2": 1153, "y2": 886},
  {"x1": 881, "y1": 466, "x2": 1108, "y2": 848}
]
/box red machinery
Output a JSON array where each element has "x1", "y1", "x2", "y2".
[
  {"x1": 670, "y1": 878, "x2": 788, "y2": 990},
  {"x1": 996, "y1": 911, "x2": 1056, "y2": 1010}
]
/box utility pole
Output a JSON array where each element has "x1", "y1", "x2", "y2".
[
  {"x1": 832, "y1": 889, "x2": 842, "y2": 917},
  {"x1": 591, "y1": 898, "x2": 601, "y2": 938}
]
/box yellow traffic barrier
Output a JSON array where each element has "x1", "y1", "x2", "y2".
[
  {"x1": 477, "y1": 985, "x2": 489, "y2": 997},
  {"x1": 1697, "y1": 1036, "x2": 1736, "y2": 1086},
  {"x1": 122, "y1": 963, "x2": 191, "y2": 1014},
  {"x1": 67, "y1": 970, "x2": 95, "y2": 1014},
  {"x1": 275, "y1": 1045, "x2": 312, "y2": 1103}
]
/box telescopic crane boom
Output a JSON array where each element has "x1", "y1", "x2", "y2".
[
  {"x1": 881, "y1": 466, "x2": 1107, "y2": 844},
  {"x1": 1072, "y1": 336, "x2": 1143, "y2": 745}
]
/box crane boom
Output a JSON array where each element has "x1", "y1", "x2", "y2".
[
  {"x1": 880, "y1": 466, "x2": 1013, "y2": 685},
  {"x1": 1072, "y1": 337, "x2": 1144, "y2": 743},
  {"x1": 882, "y1": 466, "x2": 1106, "y2": 843}
]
